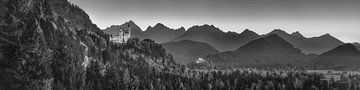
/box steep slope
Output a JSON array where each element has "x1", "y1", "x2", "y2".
[
  {"x1": 48, "y1": 0, "x2": 107, "y2": 37},
  {"x1": 0, "y1": 0, "x2": 185, "y2": 89},
  {"x1": 267, "y1": 29, "x2": 344, "y2": 54},
  {"x1": 0, "y1": 0, "x2": 110, "y2": 89},
  {"x1": 144, "y1": 23, "x2": 185, "y2": 43},
  {"x1": 205, "y1": 34, "x2": 309, "y2": 67},
  {"x1": 352, "y1": 43, "x2": 360, "y2": 51},
  {"x1": 161, "y1": 40, "x2": 219, "y2": 64},
  {"x1": 312, "y1": 44, "x2": 360, "y2": 66},
  {"x1": 291, "y1": 31, "x2": 305, "y2": 38},
  {"x1": 102, "y1": 21, "x2": 147, "y2": 39},
  {"x1": 172, "y1": 25, "x2": 260, "y2": 52}
]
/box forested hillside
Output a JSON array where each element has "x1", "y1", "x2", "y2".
[{"x1": 1, "y1": 0, "x2": 358, "y2": 90}]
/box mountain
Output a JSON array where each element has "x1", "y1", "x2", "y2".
[
  {"x1": 205, "y1": 34, "x2": 309, "y2": 67},
  {"x1": 0, "y1": 0, "x2": 182, "y2": 89},
  {"x1": 312, "y1": 44, "x2": 360, "y2": 66},
  {"x1": 267, "y1": 29, "x2": 344, "y2": 54},
  {"x1": 144, "y1": 23, "x2": 185, "y2": 43},
  {"x1": 162, "y1": 40, "x2": 219, "y2": 64},
  {"x1": 352, "y1": 43, "x2": 360, "y2": 51},
  {"x1": 291, "y1": 31, "x2": 305, "y2": 38},
  {"x1": 103, "y1": 22, "x2": 185, "y2": 43},
  {"x1": 0, "y1": 0, "x2": 111, "y2": 89},
  {"x1": 102, "y1": 21, "x2": 147, "y2": 39},
  {"x1": 172, "y1": 25, "x2": 260, "y2": 52}
]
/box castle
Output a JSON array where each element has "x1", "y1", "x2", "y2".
[{"x1": 110, "y1": 25, "x2": 131, "y2": 43}]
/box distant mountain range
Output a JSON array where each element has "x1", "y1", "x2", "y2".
[
  {"x1": 171, "y1": 25, "x2": 261, "y2": 52},
  {"x1": 312, "y1": 44, "x2": 360, "y2": 66},
  {"x1": 102, "y1": 21, "x2": 359, "y2": 67},
  {"x1": 205, "y1": 34, "x2": 310, "y2": 67},
  {"x1": 353, "y1": 43, "x2": 360, "y2": 51},
  {"x1": 267, "y1": 29, "x2": 344, "y2": 54},
  {"x1": 145, "y1": 23, "x2": 186, "y2": 43},
  {"x1": 161, "y1": 40, "x2": 219, "y2": 64},
  {"x1": 103, "y1": 23, "x2": 261, "y2": 52},
  {"x1": 103, "y1": 21, "x2": 344, "y2": 54},
  {"x1": 2, "y1": 0, "x2": 359, "y2": 89},
  {"x1": 103, "y1": 22, "x2": 185, "y2": 43}
]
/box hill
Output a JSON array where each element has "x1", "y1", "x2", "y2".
[
  {"x1": 205, "y1": 34, "x2": 309, "y2": 68},
  {"x1": 162, "y1": 40, "x2": 219, "y2": 64},
  {"x1": 312, "y1": 44, "x2": 360, "y2": 66},
  {"x1": 353, "y1": 43, "x2": 360, "y2": 51}
]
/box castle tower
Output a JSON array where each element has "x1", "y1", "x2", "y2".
[
  {"x1": 109, "y1": 24, "x2": 131, "y2": 43},
  {"x1": 122, "y1": 24, "x2": 131, "y2": 43}
]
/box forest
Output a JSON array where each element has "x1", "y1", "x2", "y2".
[{"x1": 0, "y1": 0, "x2": 359, "y2": 90}]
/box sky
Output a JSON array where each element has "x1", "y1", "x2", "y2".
[{"x1": 68, "y1": 0, "x2": 360, "y2": 43}]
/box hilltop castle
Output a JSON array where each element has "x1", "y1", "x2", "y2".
[{"x1": 110, "y1": 25, "x2": 131, "y2": 43}]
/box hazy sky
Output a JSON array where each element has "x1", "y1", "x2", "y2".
[{"x1": 68, "y1": 0, "x2": 360, "y2": 42}]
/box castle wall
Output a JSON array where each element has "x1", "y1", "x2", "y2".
[{"x1": 110, "y1": 27, "x2": 130, "y2": 43}]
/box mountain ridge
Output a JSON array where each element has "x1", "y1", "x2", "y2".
[
  {"x1": 312, "y1": 44, "x2": 360, "y2": 66},
  {"x1": 161, "y1": 40, "x2": 219, "y2": 64},
  {"x1": 144, "y1": 23, "x2": 186, "y2": 43},
  {"x1": 205, "y1": 34, "x2": 310, "y2": 68},
  {"x1": 266, "y1": 29, "x2": 344, "y2": 54},
  {"x1": 103, "y1": 21, "x2": 348, "y2": 54},
  {"x1": 172, "y1": 25, "x2": 261, "y2": 52}
]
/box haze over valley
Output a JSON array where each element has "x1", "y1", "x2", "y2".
[{"x1": 1, "y1": 0, "x2": 360, "y2": 89}]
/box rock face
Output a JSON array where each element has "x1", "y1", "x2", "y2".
[
  {"x1": 162, "y1": 40, "x2": 219, "y2": 64},
  {"x1": 145, "y1": 23, "x2": 185, "y2": 43},
  {"x1": 267, "y1": 29, "x2": 344, "y2": 54},
  {"x1": 312, "y1": 44, "x2": 360, "y2": 66},
  {"x1": 205, "y1": 34, "x2": 309, "y2": 67},
  {"x1": 172, "y1": 25, "x2": 260, "y2": 52}
]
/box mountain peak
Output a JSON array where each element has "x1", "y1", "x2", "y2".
[
  {"x1": 177, "y1": 27, "x2": 186, "y2": 31},
  {"x1": 226, "y1": 31, "x2": 239, "y2": 35},
  {"x1": 207, "y1": 34, "x2": 307, "y2": 67},
  {"x1": 187, "y1": 24, "x2": 222, "y2": 33},
  {"x1": 240, "y1": 29, "x2": 259, "y2": 36},
  {"x1": 127, "y1": 20, "x2": 136, "y2": 25},
  {"x1": 154, "y1": 23, "x2": 166, "y2": 28},
  {"x1": 124, "y1": 20, "x2": 140, "y2": 29},
  {"x1": 320, "y1": 33, "x2": 333, "y2": 38},
  {"x1": 268, "y1": 29, "x2": 290, "y2": 36},
  {"x1": 291, "y1": 31, "x2": 305, "y2": 38},
  {"x1": 353, "y1": 42, "x2": 360, "y2": 45},
  {"x1": 353, "y1": 43, "x2": 360, "y2": 51},
  {"x1": 243, "y1": 29, "x2": 251, "y2": 32},
  {"x1": 316, "y1": 33, "x2": 338, "y2": 40},
  {"x1": 317, "y1": 33, "x2": 343, "y2": 43},
  {"x1": 272, "y1": 29, "x2": 286, "y2": 32},
  {"x1": 313, "y1": 44, "x2": 360, "y2": 66},
  {"x1": 238, "y1": 34, "x2": 295, "y2": 51},
  {"x1": 331, "y1": 44, "x2": 358, "y2": 52}
]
